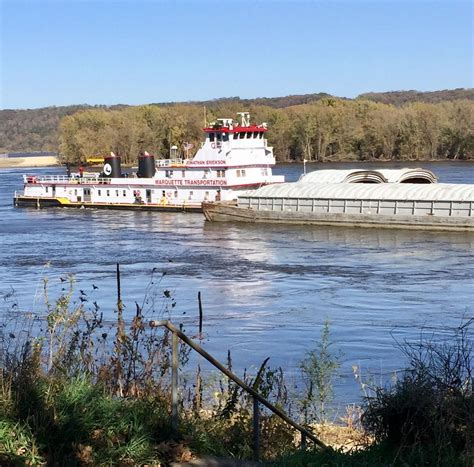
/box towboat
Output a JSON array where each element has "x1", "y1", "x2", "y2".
[
  {"x1": 13, "y1": 112, "x2": 284, "y2": 212},
  {"x1": 203, "y1": 168, "x2": 474, "y2": 232}
]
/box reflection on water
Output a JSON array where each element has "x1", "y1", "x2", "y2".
[{"x1": 1, "y1": 164, "x2": 473, "y2": 405}]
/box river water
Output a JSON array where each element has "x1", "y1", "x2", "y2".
[{"x1": 1, "y1": 161, "x2": 473, "y2": 406}]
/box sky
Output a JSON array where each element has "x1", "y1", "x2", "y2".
[{"x1": 0, "y1": 0, "x2": 472, "y2": 109}]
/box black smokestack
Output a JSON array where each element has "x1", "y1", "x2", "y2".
[
  {"x1": 138, "y1": 151, "x2": 156, "y2": 178},
  {"x1": 103, "y1": 152, "x2": 122, "y2": 178}
]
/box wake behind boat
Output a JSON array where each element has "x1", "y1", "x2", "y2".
[{"x1": 13, "y1": 112, "x2": 284, "y2": 211}]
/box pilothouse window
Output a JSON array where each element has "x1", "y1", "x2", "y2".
[{"x1": 209, "y1": 133, "x2": 215, "y2": 142}]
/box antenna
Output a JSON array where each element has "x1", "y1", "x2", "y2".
[{"x1": 237, "y1": 112, "x2": 250, "y2": 127}]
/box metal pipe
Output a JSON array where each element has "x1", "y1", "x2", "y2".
[
  {"x1": 171, "y1": 330, "x2": 179, "y2": 431},
  {"x1": 253, "y1": 395, "x2": 260, "y2": 461},
  {"x1": 301, "y1": 432, "x2": 307, "y2": 450}
]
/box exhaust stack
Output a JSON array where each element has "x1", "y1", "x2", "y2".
[{"x1": 138, "y1": 151, "x2": 156, "y2": 178}]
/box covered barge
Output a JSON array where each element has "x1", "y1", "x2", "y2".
[{"x1": 203, "y1": 169, "x2": 474, "y2": 232}]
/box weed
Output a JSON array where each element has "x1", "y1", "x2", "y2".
[{"x1": 299, "y1": 321, "x2": 341, "y2": 424}]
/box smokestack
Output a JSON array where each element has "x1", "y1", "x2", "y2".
[
  {"x1": 137, "y1": 151, "x2": 156, "y2": 178},
  {"x1": 103, "y1": 152, "x2": 122, "y2": 178}
]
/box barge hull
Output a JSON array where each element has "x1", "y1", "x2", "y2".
[
  {"x1": 13, "y1": 196, "x2": 202, "y2": 213},
  {"x1": 202, "y1": 203, "x2": 474, "y2": 232}
]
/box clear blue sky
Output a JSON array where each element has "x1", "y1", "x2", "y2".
[{"x1": 1, "y1": 0, "x2": 472, "y2": 109}]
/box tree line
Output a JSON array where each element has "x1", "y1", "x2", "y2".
[
  {"x1": 58, "y1": 97, "x2": 473, "y2": 164},
  {"x1": 0, "y1": 89, "x2": 472, "y2": 161}
]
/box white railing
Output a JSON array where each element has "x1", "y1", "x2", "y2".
[
  {"x1": 24, "y1": 175, "x2": 113, "y2": 185},
  {"x1": 156, "y1": 158, "x2": 186, "y2": 167}
]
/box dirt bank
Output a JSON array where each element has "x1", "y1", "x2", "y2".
[{"x1": 0, "y1": 156, "x2": 58, "y2": 168}]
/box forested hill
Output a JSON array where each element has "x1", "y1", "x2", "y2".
[
  {"x1": 154, "y1": 92, "x2": 335, "y2": 109},
  {"x1": 0, "y1": 88, "x2": 472, "y2": 156},
  {"x1": 358, "y1": 88, "x2": 474, "y2": 106},
  {"x1": 0, "y1": 104, "x2": 128, "y2": 153}
]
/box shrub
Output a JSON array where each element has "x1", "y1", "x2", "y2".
[{"x1": 362, "y1": 319, "x2": 473, "y2": 465}]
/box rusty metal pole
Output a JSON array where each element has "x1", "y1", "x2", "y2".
[
  {"x1": 171, "y1": 330, "x2": 179, "y2": 432},
  {"x1": 252, "y1": 395, "x2": 260, "y2": 461}
]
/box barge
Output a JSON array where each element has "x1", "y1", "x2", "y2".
[
  {"x1": 203, "y1": 169, "x2": 474, "y2": 232},
  {"x1": 14, "y1": 112, "x2": 284, "y2": 211}
]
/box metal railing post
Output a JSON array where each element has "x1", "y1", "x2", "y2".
[
  {"x1": 171, "y1": 330, "x2": 179, "y2": 431},
  {"x1": 252, "y1": 395, "x2": 260, "y2": 462}
]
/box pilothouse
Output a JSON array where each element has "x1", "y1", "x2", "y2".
[{"x1": 14, "y1": 112, "x2": 285, "y2": 211}]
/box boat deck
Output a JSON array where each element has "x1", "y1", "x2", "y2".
[{"x1": 13, "y1": 195, "x2": 202, "y2": 213}]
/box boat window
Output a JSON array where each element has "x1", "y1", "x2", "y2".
[
  {"x1": 204, "y1": 191, "x2": 209, "y2": 200},
  {"x1": 116, "y1": 190, "x2": 119, "y2": 197},
  {"x1": 123, "y1": 190, "x2": 126, "y2": 196},
  {"x1": 259, "y1": 133, "x2": 264, "y2": 139},
  {"x1": 247, "y1": 132, "x2": 252, "y2": 138},
  {"x1": 98, "y1": 189, "x2": 101, "y2": 196},
  {"x1": 74, "y1": 189, "x2": 77, "y2": 195},
  {"x1": 223, "y1": 133, "x2": 229, "y2": 142},
  {"x1": 236, "y1": 170, "x2": 241, "y2": 177},
  {"x1": 45, "y1": 187, "x2": 48, "y2": 193},
  {"x1": 166, "y1": 170, "x2": 173, "y2": 178},
  {"x1": 209, "y1": 132, "x2": 215, "y2": 142},
  {"x1": 239, "y1": 132, "x2": 245, "y2": 139},
  {"x1": 253, "y1": 132, "x2": 259, "y2": 138},
  {"x1": 216, "y1": 133, "x2": 222, "y2": 142},
  {"x1": 174, "y1": 191, "x2": 178, "y2": 198},
  {"x1": 233, "y1": 133, "x2": 239, "y2": 140},
  {"x1": 241, "y1": 169, "x2": 246, "y2": 177},
  {"x1": 106, "y1": 190, "x2": 110, "y2": 196},
  {"x1": 188, "y1": 191, "x2": 193, "y2": 200},
  {"x1": 182, "y1": 170, "x2": 185, "y2": 178}
]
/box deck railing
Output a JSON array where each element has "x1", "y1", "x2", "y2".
[
  {"x1": 149, "y1": 319, "x2": 328, "y2": 461},
  {"x1": 24, "y1": 175, "x2": 113, "y2": 185}
]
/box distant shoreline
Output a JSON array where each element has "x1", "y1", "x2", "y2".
[{"x1": 0, "y1": 155, "x2": 58, "y2": 168}]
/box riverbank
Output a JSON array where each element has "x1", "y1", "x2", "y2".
[
  {"x1": 0, "y1": 155, "x2": 58, "y2": 168},
  {"x1": 1, "y1": 282, "x2": 470, "y2": 465}
]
